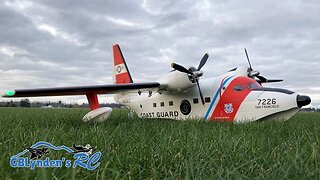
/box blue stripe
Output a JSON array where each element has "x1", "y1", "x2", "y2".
[
  {"x1": 204, "y1": 89, "x2": 220, "y2": 119},
  {"x1": 204, "y1": 76, "x2": 235, "y2": 120}
]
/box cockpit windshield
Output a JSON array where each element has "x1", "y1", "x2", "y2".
[{"x1": 234, "y1": 82, "x2": 260, "y2": 92}]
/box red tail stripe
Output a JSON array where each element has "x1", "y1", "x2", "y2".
[
  {"x1": 113, "y1": 44, "x2": 133, "y2": 84},
  {"x1": 113, "y1": 45, "x2": 124, "y2": 66},
  {"x1": 116, "y1": 73, "x2": 132, "y2": 84}
]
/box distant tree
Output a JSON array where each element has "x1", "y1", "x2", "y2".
[
  {"x1": 10, "y1": 100, "x2": 17, "y2": 107},
  {"x1": 20, "y1": 99, "x2": 31, "y2": 107}
]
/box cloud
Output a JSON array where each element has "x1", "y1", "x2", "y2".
[{"x1": 0, "y1": 0, "x2": 319, "y2": 106}]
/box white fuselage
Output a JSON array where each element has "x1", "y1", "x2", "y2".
[{"x1": 114, "y1": 67, "x2": 301, "y2": 123}]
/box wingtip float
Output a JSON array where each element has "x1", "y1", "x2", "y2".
[{"x1": 2, "y1": 90, "x2": 15, "y2": 97}]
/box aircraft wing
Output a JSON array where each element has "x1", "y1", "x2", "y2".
[{"x1": 1, "y1": 82, "x2": 161, "y2": 98}]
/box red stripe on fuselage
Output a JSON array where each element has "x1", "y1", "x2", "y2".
[{"x1": 210, "y1": 76, "x2": 260, "y2": 122}]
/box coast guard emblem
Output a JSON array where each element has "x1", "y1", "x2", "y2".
[
  {"x1": 116, "y1": 66, "x2": 122, "y2": 73},
  {"x1": 224, "y1": 103, "x2": 233, "y2": 113}
]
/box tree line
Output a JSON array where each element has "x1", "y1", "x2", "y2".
[{"x1": 0, "y1": 99, "x2": 124, "y2": 108}]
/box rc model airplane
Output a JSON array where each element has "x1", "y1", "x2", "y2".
[
  {"x1": 27, "y1": 147, "x2": 50, "y2": 159},
  {"x1": 1, "y1": 44, "x2": 311, "y2": 123}
]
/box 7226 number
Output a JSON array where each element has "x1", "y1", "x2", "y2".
[{"x1": 258, "y1": 98, "x2": 276, "y2": 105}]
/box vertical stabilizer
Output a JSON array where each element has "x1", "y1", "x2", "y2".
[{"x1": 112, "y1": 44, "x2": 133, "y2": 84}]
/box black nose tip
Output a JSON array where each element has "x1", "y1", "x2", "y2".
[{"x1": 297, "y1": 95, "x2": 311, "y2": 107}]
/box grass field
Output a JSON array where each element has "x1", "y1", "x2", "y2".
[{"x1": 0, "y1": 107, "x2": 319, "y2": 179}]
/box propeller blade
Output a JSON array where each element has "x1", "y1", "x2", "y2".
[
  {"x1": 244, "y1": 48, "x2": 252, "y2": 71},
  {"x1": 171, "y1": 63, "x2": 192, "y2": 74},
  {"x1": 257, "y1": 79, "x2": 283, "y2": 83},
  {"x1": 197, "y1": 53, "x2": 209, "y2": 71},
  {"x1": 195, "y1": 79, "x2": 205, "y2": 105},
  {"x1": 256, "y1": 75, "x2": 283, "y2": 83},
  {"x1": 256, "y1": 75, "x2": 267, "y2": 82},
  {"x1": 265, "y1": 79, "x2": 283, "y2": 83}
]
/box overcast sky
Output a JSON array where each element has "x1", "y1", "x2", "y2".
[{"x1": 0, "y1": 0, "x2": 319, "y2": 107}]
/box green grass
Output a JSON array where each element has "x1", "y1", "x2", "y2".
[{"x1": 0, "y1": 107, "x2": 319, "y2": 179}]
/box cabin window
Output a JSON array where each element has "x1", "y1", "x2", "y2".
[
  {"x1": 234, "y1": 85, "x2": 243, "y2": 91},
  {"x1": 193, "y1": 98, "x2": 199, "y2": 104},
  {"x1": 169, "y1": 101, "x2": 173, "y2": 106},
  {"x1": 153, "y1": 103, "x2": 157, "y2": 107},
  {"x1": 205, "y1": 97, "x2": 211, "y2": 103},
  {"x1": 160, "y1": 102, "x2": 165, "y2": 107}
]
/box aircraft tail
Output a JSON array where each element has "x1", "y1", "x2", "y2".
[{"x1": 112, "y1": 44, "x2": 133, "y2": 84}]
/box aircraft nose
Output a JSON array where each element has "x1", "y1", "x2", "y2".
[{"x1": 297, "y1": 95, "x2": 311, "y2": 107}]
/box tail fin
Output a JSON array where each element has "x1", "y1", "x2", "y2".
[{"x1": 112, "y1": 44, "x2": 133, "y2": 84}]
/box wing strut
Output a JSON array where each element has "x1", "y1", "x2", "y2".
[{"x1": 86, "y1": 92, "x2": 100, "y2": 110}]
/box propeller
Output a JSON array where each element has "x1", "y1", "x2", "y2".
[
  {"x1": 171, "y1": 53, "x2": 209, "y2": 105},
  {"x1": 244, "y1": 48, "x2": 283, "y2": 84}
]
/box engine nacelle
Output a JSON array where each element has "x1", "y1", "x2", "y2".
[
  {"x1": 82, "y1": 107, "x2": 112, "y2": 122},
  {"x1": 159, "y1": 71, "x2": 195, "y2": 91}
]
